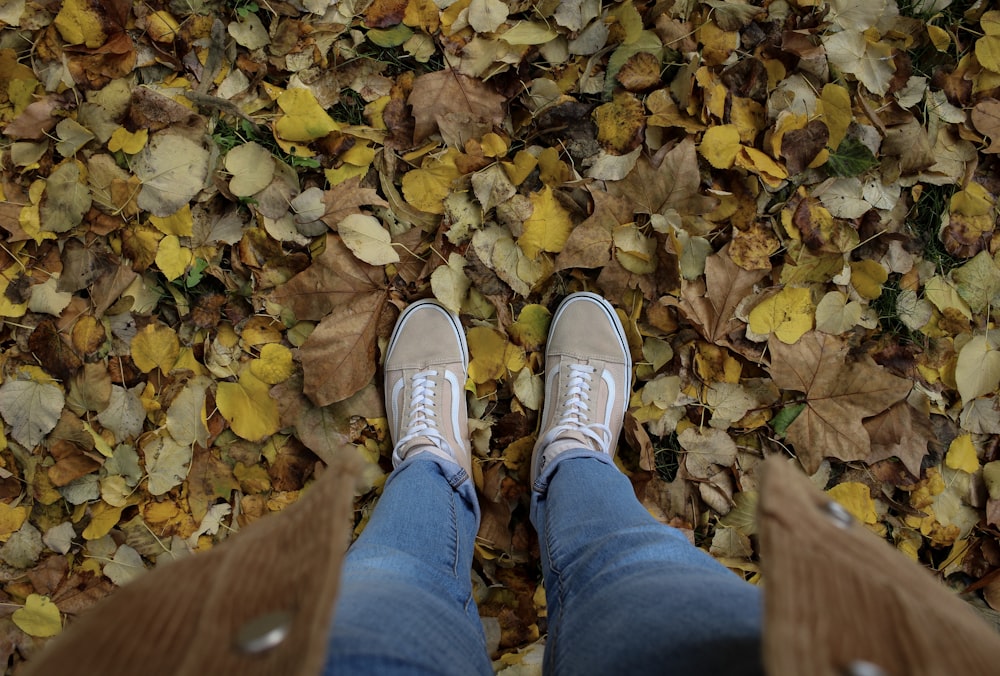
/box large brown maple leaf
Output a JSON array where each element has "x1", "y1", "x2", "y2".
[{"x1": 768, "y1": 332, "x2": 912, "y2": 473}]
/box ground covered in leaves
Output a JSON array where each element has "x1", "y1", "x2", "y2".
[{"x1": 2, "y1": 0, "x2": 1000, "y2": 668}]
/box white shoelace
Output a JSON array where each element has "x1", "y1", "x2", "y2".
[
  {"x1": 538, "y1": 363, "x2": 612, "y2": 453},
  {"x1": 397, "y1": 370, "x2": 453, "y2": 454}
]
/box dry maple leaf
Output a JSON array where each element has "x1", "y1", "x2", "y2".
[
  {"x1": 270, "y1": 234, "x2": 386, "y2": 321},
  {"x1": 606, "y1": 137, "x2": 716, "y2": 217},
  {"x1": 673, "y1": 246, "x2": 768, "y2": 346},
  {"x1": 555, "y1": 191, "x2": 633, "y2": 271},
  {"x1": 768, "y1": 332, "x2": 912, "y2": 473},
  {"x1": 408, "y1": 69, "x2": 506, "y2": 147},
  {"x1": 319, "y1": 177, "x2": 389, "y2": 230},
  {"x1": 271, "y1": 235, "x2": 389, "y2": 406},
  {"x1": 862, "y1": 401, "x2": 933, "y2": 477}
]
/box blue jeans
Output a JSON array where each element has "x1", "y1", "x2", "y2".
[{"x1": 325, "y1": 452, "x2": 763, "y2": 675}]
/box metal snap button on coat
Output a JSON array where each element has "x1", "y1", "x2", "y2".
[
  {"x1": 821, "y1": 500, "x2": 854, "y2": 529},
  {"x1": 842, "y1": 660, "x2": 887, "y2": 676},
  {"x1": 236, "y1": 611, "x2": 293, "y2": 654}
]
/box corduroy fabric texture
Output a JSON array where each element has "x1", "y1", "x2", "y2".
[
  {"x1": 23, "y1": 452, "x2": 359, "y2": 676},
  {"x1": 759, "y1": 457, "x2": 1000, "y2": 676}
]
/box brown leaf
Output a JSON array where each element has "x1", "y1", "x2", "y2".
[
  {"x1": 781, "y1": 119, "x2": 829, "y2": 175},
  {"x1": 127, "y1": 86, "x2": 202, "y2": 134},
  {"x1": 674, "y1": 246, "x2": 768, "y2": 345},
  {"x1": 270, "y1": 234, "x2": 386, "y2": 321},
  {"x1": 863, "y1": 401, "x2": 932, "y2": 477},
  {"x1": 768, "y1": 332, "x2": 913, "y2": 473},
  {"x1": 3, "y1": 98, "x2": 60, "y2": 140},
  {"x1": 972, "y1": 99, "x2": 1000, "y2": 153},
  {"x1": 299, "y1": 290, "x2": 388, "y2": 406},
  {"x1": 364, "y1": 0, "x2": 408, "y2": 27},
  {"x1": 319, "y1": 177, "x2": 389, "y2": 230},
  {"x1": 28, "y1": 320, "x2": 83, "y2": 384},
  {"x1": 555, "y1": 191, "x2": 632, "y2": 271},
  {"x1": 616, "y1": 52, "x2": 662, "y2": 92},
  {"x1": 408, "y1": 69, "x2": 506, "y2": 147},
  {"x1": 606, "y1": 138, "x2": 716, "y2": 217}
]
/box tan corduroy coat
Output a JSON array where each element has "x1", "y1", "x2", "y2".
[{"x1": 22, "y1": 456, "x2": 1000, "y2": 676}]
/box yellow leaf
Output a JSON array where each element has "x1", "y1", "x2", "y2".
[
  {"x1": 748, "y1": 286, "x2": 814, "y2": 344},
  {"x1": 480, "y1": 132, "x2": 507, "y2": 158},
  {"x1": 430, "y1": 253, "x2": 471, "y2": 313},
  {"x1": 697, "y1": 21, "x2": 738, "y2": 66},
  {"x1": 131, "y1": 322, "x2": 180, "y2": 374},
  {"x1": 468, "y1": 326, "x2": 508, "y2": 384},
  {"x1": 977, "y1": 34, "x2": 1000, "y2": 74},
  {"x1": 927, "y1": 24, "x2": 950, "y2": 53},
  {"x1": 12, "y1": 594, "x2": 61, "y2": 638},
  {"x1": 728, "y1": 97, "x2": 765, "y2": 143},
  {"x1": 508, "y1": 305, "x2": 551, "y2": 351},
  {"x1": 107, "y1": 126, "x2": 148, "y2": 154},
  {"x1": 53, "y1": 0, "x2": 106, "y2": 48},
  {"x1": 594, "y1": 92, "x2": 645, "y2": 155},
  {"x1": 274, "y1": 88, "x2": 340, "y2": 142},
  {"x1": 946, "y1": 434, "x2": 980, "y2": 474},
  {"x1": 518, "y1": 187, "x2": 574, "y2": 259},
  {"x1": 401, "y1": 149, "x2": 462, "y2": 214},
  {"x1": 502, "y1": 150, "x2": 538, "y2": 186},
  {"x1": 0, "y1": 275, "x2": 28, "y2": 318},
  {"x1": 338, "y1": 214, "x2": 400, "y2": 265},
  {"x1": 849, "y1": 260, "x2": 888, "y2": 300},
  {"x1": 819, "y1": 84, "x2": 852, "y2": 150},
  {"x1": 82, "y1": 501, "x2": 124, "y2": 540},
  {"x1": 148, "y1": 204, "x2": 193, "y2": 237},
  {"x1": 147, "y1": 10, "x2": 180, "y2": 43},
  {"x1": 699, "y1": 124, "x2": 741, "y2": 169},
  {"x1": 951, "y1": 182, "x2": 994, "y2": 217},
  {"x1": 826, "y1": 482, "x2": 877, "y2": 525},
  {"x1": 250, "y1": 343, "x2": 295, "y2": 385},
  {"x1": 537, "y1": 147, "x2": 570, "y2": 186},
  {"x1": 735, "y1": 146, "x2": 788, "y2": 188},
  {"x1": 0, "y1": 503, "x2": 27, "y2": 542},
  {"x1": 226, "y1": 142, "x2": 275, "y2": 197},
  {"x1": 155, "y1": 234, "x2": 193, "y2": 282},
  {"x1": 216, "y1": 370, "x2": 281, "y2": 442}
]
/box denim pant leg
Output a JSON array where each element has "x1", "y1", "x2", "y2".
[
  {"x1": 324, "y1": 456, "x2": 493, "y2": 676},
  {"x1": 531, "y1": 452, "x2": 763, "y2": 676}
]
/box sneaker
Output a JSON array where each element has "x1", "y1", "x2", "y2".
[
  {"x1": 530, "y1": 292, "x2": 632, "y2": 484},
  {"x1": 384, "y1": 299, "x2": 471, "y2": 475}
]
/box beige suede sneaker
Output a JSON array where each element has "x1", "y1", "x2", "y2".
[
  {"x1": 384, "y1": 299, "x2": 471, "y2": 475},
  {"x1": 530, "y1": 292, "x2": 632, "y2": 484}
]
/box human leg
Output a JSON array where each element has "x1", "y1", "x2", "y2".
[
  {"x1": 529, "y1": 293, "x2": 762, "y2": 675},
  {"x1": 324, "y1": 455, "x2": 491, "y2": 676},
  {"x1": 532, "y1": 454, "x2": 762, "y2": 675},
  {"x1": 323, "y1": 300, "x2": 491, "y2": 675}
]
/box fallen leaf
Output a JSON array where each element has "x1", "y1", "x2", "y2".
[
  {"x1": 0, "y1": 377, "x2": 65, "y2": 448},
  {"x1": 768, "y1": 332, "x2": 912, "y2": 472},
  {"x1": 226, "y1": 142, "x2": 275, "y2": 197},
  {"x1": 12, "y1": 594, "x2": 61, "y2": 638},
  {"x1": 408, "y1": 70, "x2": 506, "y2": 147},
  {"x1": 955, "y1": 334, "x2": 1000, "y2": 404},
  {"x1": 518, "y1": 187, "x2": 574, "y2": 260},
  {"x1": 338, "y1": 214, "x2": 400, "y2": 265},
  {"x1": 748, "y1": 286, "x2": 815, "y2": 344},
  {"x1": 216, "y1": 370, "x2": 281, "y2": 442},
  {"x1": 133, "y1": 132, "x2": 210, "y2": 217},
  {"x1": 675, "y1": 246, "x2": 768, "y2": 345}
]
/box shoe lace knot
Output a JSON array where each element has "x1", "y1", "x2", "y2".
[
  {"x1": 397, "y1": 370, "x2": 452, "y2": 454},
  {"x1": 539, "y1": 363, "x2": 612, "y2": 452}
]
